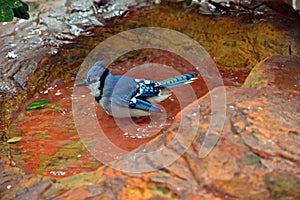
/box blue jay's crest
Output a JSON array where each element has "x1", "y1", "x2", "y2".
[
  {"x1": 86, "y1": 61, "x2": 107, "y2": 82},
  {"x1": 76, "y1": 61, "x2": 199, "y2": 118},
  {"x1": 76, "y1": 61, "x2": 109, "y2": 87}
]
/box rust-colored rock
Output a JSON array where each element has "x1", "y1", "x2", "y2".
[
  {"x1": 121, "y1": 86, "x2": 300, "y2": 199},
  {"x1": 243, "y1": 55, "x2": 300, "y2": 95}
]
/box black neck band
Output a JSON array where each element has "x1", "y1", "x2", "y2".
[{"x1": 95, "y1": 68, "x2": 109, "y2": 102}]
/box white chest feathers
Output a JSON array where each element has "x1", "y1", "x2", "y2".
[{"x1": 87, "y1": 81, "x2": 101, "y2": 97}]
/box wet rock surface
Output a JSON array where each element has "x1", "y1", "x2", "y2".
[{"x1": 1, "y1": 0, "x2": 300, "y2": 199}]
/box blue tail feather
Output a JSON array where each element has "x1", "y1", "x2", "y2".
[{"x1": 158, "y1": 73, "x2": 199, "y2": 89}]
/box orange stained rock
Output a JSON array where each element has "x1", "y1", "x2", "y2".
[{"x1": 60, "y1": 187, "x2": 90, "y2": 200}]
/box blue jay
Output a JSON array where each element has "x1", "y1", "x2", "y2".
[{"x1": 76, "y1": 61, "x2": 199, "y2": 118}]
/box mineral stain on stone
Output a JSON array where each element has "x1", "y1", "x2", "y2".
[{"x1": 9, "y1": 81, "x2": 102, "y2": 177}]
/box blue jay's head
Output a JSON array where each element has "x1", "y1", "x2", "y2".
[{"x1": 76, "y1": 61, "x2": 109, "y2": 87}]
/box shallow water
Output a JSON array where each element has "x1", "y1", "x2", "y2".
[{"x1": 9, "y1": 48, "x2": 248, "y2": 177}]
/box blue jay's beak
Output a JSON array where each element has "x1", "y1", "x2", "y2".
[{"x1": 75, "y1": 80, "x2": 89, "y2": 87}]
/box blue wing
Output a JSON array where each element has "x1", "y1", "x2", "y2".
[
  {"x1": 134, "y1": 79, "x2": 164, "y2": 98},
  {"x1": 110, "y1": 76, "x2": 162, "y2": 112}
]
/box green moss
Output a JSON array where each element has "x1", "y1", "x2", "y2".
[
  {"x1": 35, "y1": 130, "x2": 52, "y2": 139},
  {"x1": 148, "y1": 184, "x2": 179, "y2": 199},
  {"x1": 241, "y1": 151, "x2": 262, "y2": 167},
  {"x1": 265, "y1": 172, "x2": 300, "y2": 200},
  {"x1": 50, "y1": 104, "x2": 65, "y2": 113},
  {"x1": 35, "y1": 140, "x2": 102, "y2": 175}
]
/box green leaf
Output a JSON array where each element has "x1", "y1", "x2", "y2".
[
  {"x1": 0, "y1": 0, "x2": 29, "y2": 22},
  {"x1": 12, "y1": 0, "x2": 29, "y2": 20},
  {"x1": 7, "y1": 136, "x2": 22, "y2": 143},
  {"x1": 26, "y1": 100, "x2": 50, "y2": 110},
  {"x1": 4, "y1": 0, "x2": 23, "y2": 8},
  {"x1": 184, "y1": 0, "x2": 193, "y2": 6},
  {"x1": 0, "y1": 5, "x2": 14, "y2": 22}
]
